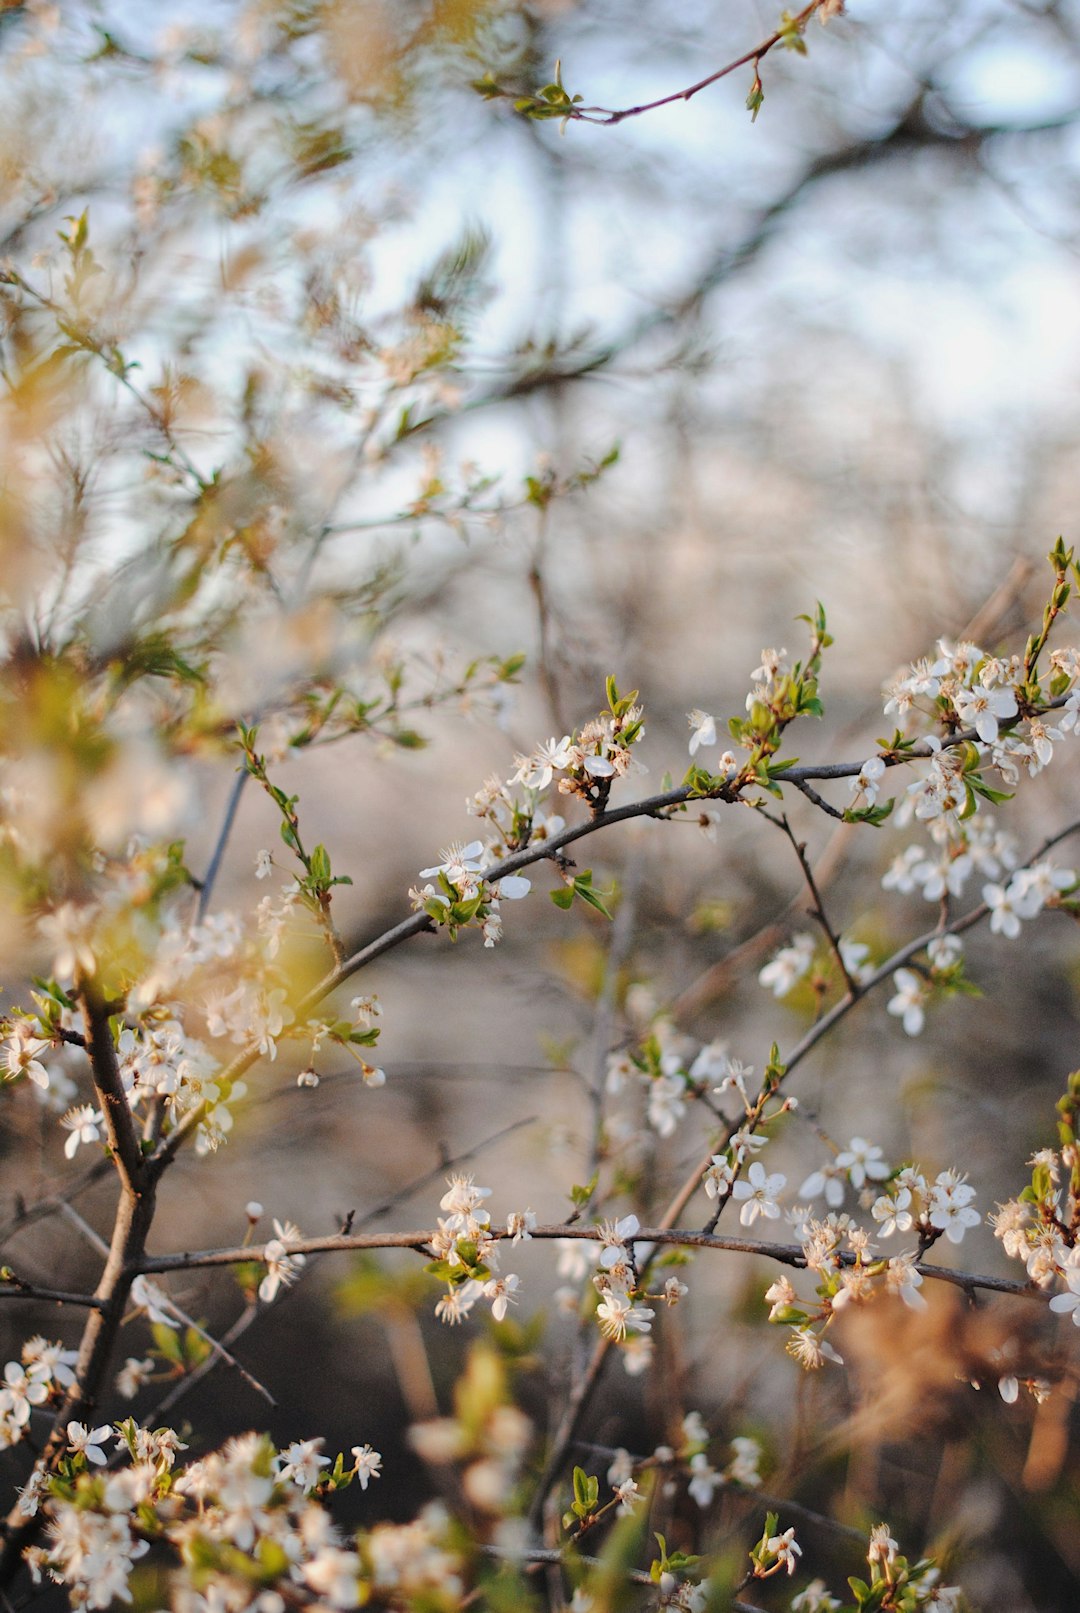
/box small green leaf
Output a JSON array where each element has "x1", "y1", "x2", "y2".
[
  {"x1": 151, "y1": 1322, "x2": 183, "y2": 1366},
  {"x1": 570, "y1": 1173, "x2": 598, "y2": 1209}
]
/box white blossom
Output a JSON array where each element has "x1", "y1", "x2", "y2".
[
  {"x1": 759, "y1": 935, "x2": 814, "y2": 997},
  {"x1": 954, "y1": 683, "x2": 1018, "y2": 743},
  {"x1": 886, "y1": 969, "x2": 924, "y2": 1035},
  {"x1": 732, "y1": 1162, "x2": 785, "y2": 1227},
  {"x1": 352, "y1": 1444, "x2": 383, "y2": 1489},
  {"x1": 259, "y1": 1219, "x2": 306, "y2": 1302},
  {"x1": 687, "y1": 709, "x2": 716, "y2": 756},
  {"x1": 850, "y1": 755, "x2": 886, "y2": 804}
]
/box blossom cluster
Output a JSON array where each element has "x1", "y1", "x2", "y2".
[
  {"x1": 607, "y1": 1021, "x2": 777, "y2": 1145},
  {"x1": 787, "y1": 1523, "x2": 962, "y2": 1611},
  {"x1": 705, "y1": 1135, "x2": 985, "y2": 1371},
  {"x1": 428, "y1": 1175, "x2": 529, "y2": 1326},
  {"x1": 409, "y1": 683, "x2": 644, "y2": 944},
  {"x1": 565, "y1": 1416, "x2": 764, "y2": 1606},
  {"x1": 0, "y1": 1338, "x2": 78, "y2": 1454},
  {"x1": 24, "y1": 1422, "x2": 384, "y2": 1610},
  {"x1": 2, "y1": 883, "x2": 384, "y2": 1161},
  {"x1": 591, "y1": 1213, "x2": 656, "y2": 1352},
  {"x1": 992, "y1": 1087, "x2": 1080, "y2": 1365}
]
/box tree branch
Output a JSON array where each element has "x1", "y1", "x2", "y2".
[
  {"x1": 135, "y1": 1225, "x2": 1039, "y2": 1300},
  {"x1": 78, "y1": 983, "x2": 145, "y2": 1194},
  {"x1": 0, "y1": 1277, "x2": 102, "y2": 1308},
  {"x1": 148, "y1": 710, "x2": 1078, "y2": 1172},
  {"x1": 556, "y1": 0, "x2": 829, "y2": 126}
]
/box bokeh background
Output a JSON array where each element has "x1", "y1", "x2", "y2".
[{"x1": 4, "y1": 2, "x2": 1080, "y2": 1606}]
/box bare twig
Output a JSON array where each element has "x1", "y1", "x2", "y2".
[
  {"x1": 133, "y1": 1222, "x2": 1038, "y2": 1299},
  {"x1": 484, "y1": 1543, "x2": 764, "y2": 1610},
  {"x1": 197, "y1": 769, "x2": 249, "y2": 922},
  {"x1": 0, "y1": 1159, "x2": 115, "y2": 1251},
  {"x1": 57, "y1": 1203, "x2": 110, "y2": 1261},
  {"x1": 767, "y1": 811, "x2": 858, "y2": 996},
  {"x1": 139, "y1": 1302, "x2": 260, "y2": 1429},
  {"x1": 0, "y1": 1278, "x2": 102, "y2": 1308},
  {"x1": 508, "y1": 1, "x2": 830, "y2": 127}
]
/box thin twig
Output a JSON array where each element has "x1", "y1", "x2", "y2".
[
  {"x1": 150, "y1": 1292, "x2": 274, "y2": 1407},
  {"x1": 791, "y1": 777, "x2": 847, "y2": 819},
  {"x1": 660, "y1": 810, "x2": 1080, "y2": 1246},
  {"x1": 769, "y1": 811, "x2": 858, "y2": 996},
  {"x1": 57, "y1": 1203, "x2": 110, "y2": 1260},
  {"x1": 483, "y1": 1543, "x2": 764, "y2": 1610},
  {"x1": 511, "y1": 0, "x2": 830, "y2": 127},
  {"x1": 0, "y1": 1159, "x2": 115, "y2": 1250},
  {"x1": 197, "y1": 769, "x2": 248, "y2": 922},
  {"x1": 138, "y1": 1302, "x2": 259, "y2": 1429},
  {"x1": 2, "y1": 272, "x2": 207, "y2": 489},
  {"x1": 0, "y1": 1280, "x2": 102, "y2": 1308}
]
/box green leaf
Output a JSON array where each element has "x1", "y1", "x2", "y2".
[
  {"x1": 574, "y1": 875, "x2": 613, "y2": 920},
  {"x1": 571, "y1": 1465, "x2": 599, "y2": 1516},
  {"x1": 768, "y1": 1305, "x2": 809, "y2": 1325},
  {"x1": 570, "y1": 1172, "x2": 598, "y2": 1209},
  {"x1": 471, "y1": 71, "x2": 505, "y2": 101},
  {"x1": 550, "y1": 887, "x2": 574, "y2": 910},
  {"x1": 966, "y1": 773, "x2": 1013, "y2": 806},
  {"x1": 183, "y1": 1327, "x2": 212, "y2": 1367},
  {"x1": 779, "y1": 11, "x2": 808, "y2": 52},
  {"x1": 151, "y1": 1322, "x2": 183, "y2": 1366},
  {"x1": 844, "y1": 798, "x2": 894, "y2": 826}
]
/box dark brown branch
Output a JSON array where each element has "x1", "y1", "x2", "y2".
[
  {"x1": 78, "y1": 983, "x2": 144, "y2": 1193},
  {"x1": 0, "y1": 1278, "x2": 102, "y2": 1308},
  {"x1": 134, "y1": 1225, "x2": 1038, "y2": 1298},
  {"x1": 0, "y1": 1168, "x2": 158, "y2": 1579},
  {"x1": 0, "y1": 994, "x2": 158, "y2": 1581}
]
